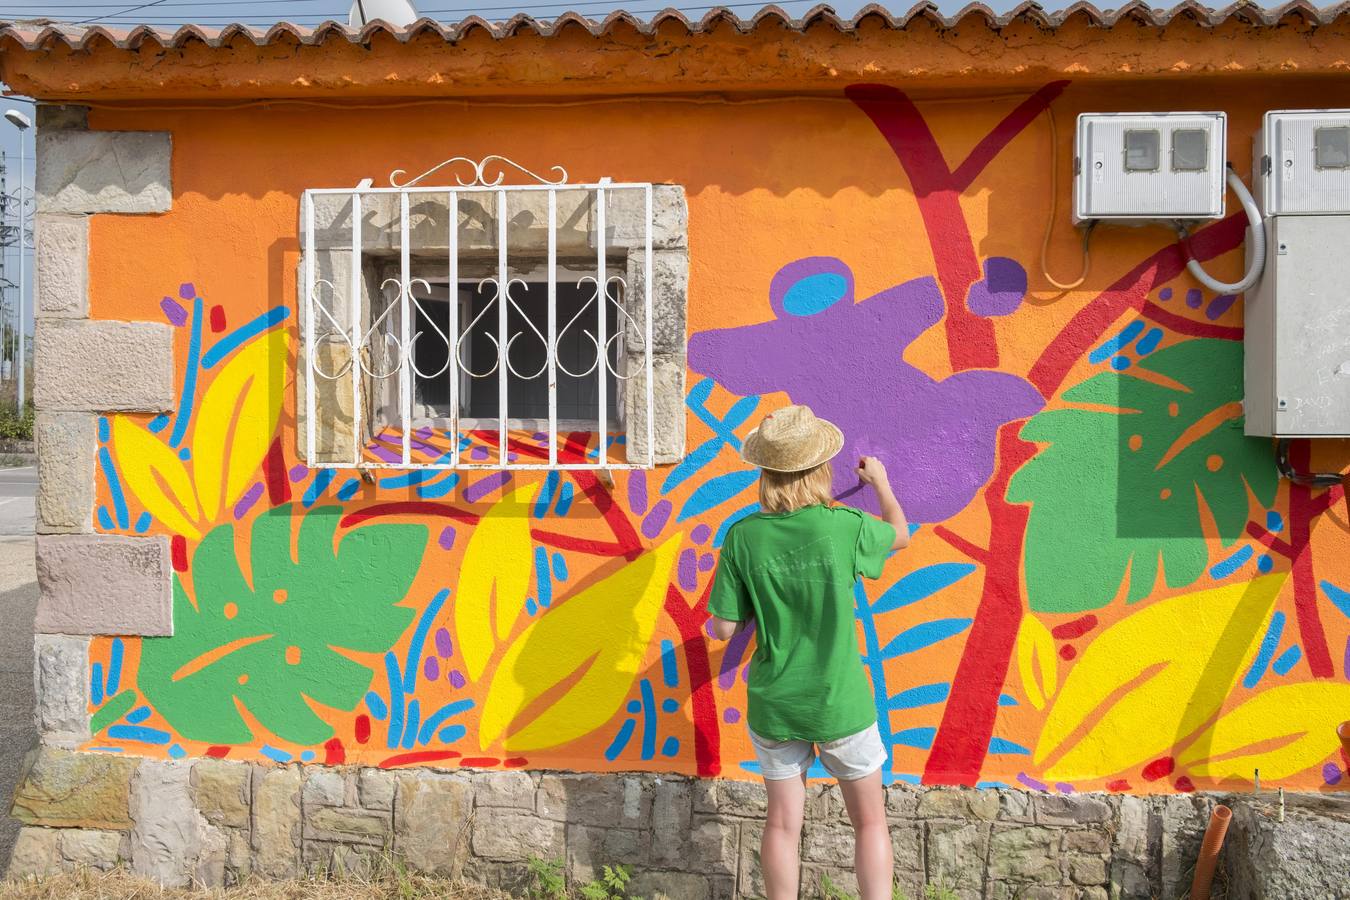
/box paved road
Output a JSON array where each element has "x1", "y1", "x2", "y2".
[
  {"x1": 0, "y1": 467, "x2": 35, "y2": 537},
  {"x1": 0, "y1": 535, "x2": 36, "y2": 877}
]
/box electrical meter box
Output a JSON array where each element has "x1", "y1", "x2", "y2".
[
  {"x1": 1074, "y1": 112, "x2": 1227, "y2": 223},
  {"x1": 1245, "y1": 215, "x2": 1350, "y2": 437},
  {"x1": 1256, "y1": 109, "x2": 1350, "y2": 215}
]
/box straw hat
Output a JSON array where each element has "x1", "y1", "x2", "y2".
[{"x1": 740, "y1": 405, "x2": 844, "y2": 472}]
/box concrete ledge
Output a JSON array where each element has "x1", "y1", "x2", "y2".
[
  {"x1": 35, "y1": 213, "x2": 89, "y2": 319},
  {"x1": 35, "y1": 534, "x2": 173, "y2": 636},
  {"x1": 36, "y1": 130, "x2": 171, "y2": 215},
  {"x1": 33, "y1": 319, "x2": 176, "y2": 413},
  {"x1": 34, "y1": 412, "x2": 96, "y2": 534},
  {"x1": 32, "y1": 634, "x2": 91, "y2": 747}
]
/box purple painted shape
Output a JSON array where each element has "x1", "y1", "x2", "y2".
[
  {"x1": 160, "y1": 297, "x2": 188, "y2": 326},
  {"x1": 1205, "y1": 294, "x2": 1237, "y2": 321},
  {"x1": 438, "y1": 526, "x2": 457, "y2": 551},
  {"x1": 423, "y1": 656, "x2": 440, "y2": 681},
  {"x1": 365, "y1": 444, "x2": 401, "y2": 464},
  {"x1": 1158, "y1": 287, "x2": 1173, "y2": 301},
  {"x1": 288, "y1": 464, "x2": 309, "y2": 483},
  {"x1": 464, "y1": 472, "x2": 511, "y2": 503},
  {"x1": 449, "y1": 670, "x2": 466, "y2": 689},
  {"x1": 1055, "y1": 782, "x2": 1075, "y2": 794},
  {"x1": 641, "y1": 500, "x2": 672, "y2": 539},
  {"x1": 741, "y1": 662, "x2": 751, "y2": 683},
  {"x1": 1323, "y1": 763, "x2": 1343, "y2": 786},
  {"x1": 691, "y1": 524, "x2": 712, "y2": 545},
  {"x1": 233, "y1": 483, "x2": 264, "y2": 520},
  {"x1": 470, "y1": 446, "x2": 490, "y2": 461},
  {"x1": 1186, "y1": 288, "x2": 1204, "y2": 309},
  {"x1": 966, "y1": 257, "x2": 1027, "y2": 317},
  {"x1": 719, "y1": 622, "x2": 756, "y2": 690},
  {"x1": 628, "y1": 471, "x2": 649, "y2": 515},
  {"x1": 677, "y1": 549, "x2": 698, "y2": 591},
  {"x1": 698, "y1": 553, "x2": 715, "y2": 572},
  {"x1": 688, "y1": 257, "x2": 1045, "y2": 521},
  {"x1": 434, "y1": 627, "x2": 453, "y2": 658},
  {"x1": 178, "y1": 283, "x2": 196, "y2": 301},
  {"x1": 723, "y1": 708, "x2": 741, "y2": 725},
  {"x1": 1344, "y1": 636, "x2": 1350, "y2": 681},
  {"x1": 1017, "y1": 772, "x2": 1048, "y2": 791},
  {"x1": 414, "y1": 426, "x2": 435, "y2": 440}
]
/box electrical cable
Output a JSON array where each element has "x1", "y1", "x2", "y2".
[
  {"x1": 1275, "y1": 438, "x2": 1346, "y2": 487},
  {"x1": 1039, "y1": 104, "x2": 1095, "y2": 291},
  {"x1": 1173, "y1": 164, "x2": 1266, "y2": 295}
]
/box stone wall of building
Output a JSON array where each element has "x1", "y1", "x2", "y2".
[{"x1": 3, "y1": 746, "x2": 1260, "y2": 899}]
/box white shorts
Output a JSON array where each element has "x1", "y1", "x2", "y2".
[{"x1": 749, "y1": 722, "x2": 887, "y2": 781}]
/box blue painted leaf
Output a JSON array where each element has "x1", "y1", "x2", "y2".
[
  {"x1": 871, "y1": 563, "x2": 977, "y2": 615},
  {"x1": 887, "y1": 682, "x2": 951, "y2": 710},
  {"x1": 891, "y1": 727, "x2": 937, "y2": 750},
  {"x1": 880, "y1": 618, "x2": 973, "y2": 659},
  {"x1": 678, "y1": 470, "x2": 759, "y2": 522}
]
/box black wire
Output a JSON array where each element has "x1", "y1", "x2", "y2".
[
  {"x1": 2, "y1": 0, "x2": 796, "y2": 17},
  {"x1": 1275, "y1": 438, "x2": 1345, "y2": 488},
  {"x1": 78, "y1": 0, "x2": 176, "y2": 24}
]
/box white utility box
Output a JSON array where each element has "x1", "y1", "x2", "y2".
[
  {"x1": 1074, "y1": 112, "x2": 1227, "y2": 223},
  {"x1": 1244, "y1": 215, "x2": 1350, "y2": 437},
  {"x1": 1256, "y1": 109, "x2": 1350, "y2": 216}
]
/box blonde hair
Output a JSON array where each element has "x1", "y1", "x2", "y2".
[{"x1": 758, "y1": 462, "x2": 835, "y2": 514}]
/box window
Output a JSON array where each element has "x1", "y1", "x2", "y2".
[
  {"x1": 1170, "y1": 129, "x2": 1208, "y2": 172},
  {"x1": 1124, "y1": 129, "x2": 1161, "y2": 172},
  {"x1": 299, "y1": 157, "x2": 688, "y2": 470},
  {"x1": 1315, "y1": 126, "x2": 1350, "y2": 170}
]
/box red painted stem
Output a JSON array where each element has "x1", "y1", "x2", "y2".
[{"x1": 1286, "y1": 440, "x2": 1336, "y2": 678}]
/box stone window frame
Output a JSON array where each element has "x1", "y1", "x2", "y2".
[{"x1": 298, "y1": 183, "x2": 689, "y2": 469}]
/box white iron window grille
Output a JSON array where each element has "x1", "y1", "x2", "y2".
[{"x1": 300, "y1": 156, "x2": 660, "y2": 471}]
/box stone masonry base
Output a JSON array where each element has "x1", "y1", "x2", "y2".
[{"x1": 5, "y1": 748, "x2": 1348, "y2": 899}]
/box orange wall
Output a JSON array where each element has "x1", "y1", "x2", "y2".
[{"x1": 73, "y1": 72, "x2": 1350, "y2": 793}]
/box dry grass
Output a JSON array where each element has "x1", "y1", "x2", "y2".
[{"x1": 0, "y1": 866, "x2": 513, "y2": 900}]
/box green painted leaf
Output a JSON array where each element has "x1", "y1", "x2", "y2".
[
  {"x1": 1007, "y1": 339, "x2": 1277, "y2": 613},
  {"x1": 89, "y1": 689, "x2": 137, "y2": 735},
  {"x1": 137, "y1": 505, "x2": 426, "y2": 745}
]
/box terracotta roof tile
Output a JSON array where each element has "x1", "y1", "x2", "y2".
[{"x1": 0, "y1": 1, "x2": 1345, "y2": 50}]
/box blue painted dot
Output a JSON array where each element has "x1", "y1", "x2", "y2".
[
  {"x1": 168, "y1": 744, "x2": 186, "y2": 759},
  {"x1": 1266, "y1": 510, "x2": 1284, "y2": 533},
  {"x1": 782, "y1": 273, "x2": 848, "y2": 317},
  {"x1": 660, "y1": 737, "x2": 680, "y2": 758},
  {"x1": 1110, "y1": 356, "x2": 1132, "y2": 370},
  {"x1": 661, "y1": 698, "x2": 679, "y2": 714},
  {"x1": 178, "y1": 448, "x2": 191, "y2": 461},
  {"x1": 147, "y1": 414, "x2": 170, "y2": 434},
  {"x1": 301, "y1": 750, "x2": 316, "y2": 762},
  {"x1": 1258, "y1": 554, "x2": 1274, "y2": 573},
  {"x1": 526, "y1": 598, "x2": 538, "y2": 615},
  {"x1": 1158, "y1": 287, "x2": 1173, "y2": 301},
  {"x1": 626, "y1": 700, "x2": 641, "y2": 714},
  {"x1": 134, "y1": 511, "x2": 151, "y2": 533},
  {"x1": 98, "y1": 417, "x2": 111, "y2": 442}
]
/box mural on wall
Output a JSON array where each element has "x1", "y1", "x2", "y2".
[{"x1": 85, "y1": 81, "x2": 1350, "y2": 794}]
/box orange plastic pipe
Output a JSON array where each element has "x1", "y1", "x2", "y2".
[{"x1": 1190, "y1": 805, "x2": 1232, "y2": 900}]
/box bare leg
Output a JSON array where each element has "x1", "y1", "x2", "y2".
[
  {"x1": 761, "y1": 772, "x2": 807, "y2": 900},
  {"x1": 838, "y1": 770, "x2": 892, "y2": 900}
]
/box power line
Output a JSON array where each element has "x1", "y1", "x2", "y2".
[{"x1": 1, "y1": 0, "x2": 802, "y2": 17}]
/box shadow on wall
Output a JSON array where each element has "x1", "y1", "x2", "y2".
[{"x1": 0, "y1": 572, "x2": 40, "y2": 877}]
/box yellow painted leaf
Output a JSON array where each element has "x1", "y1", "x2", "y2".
[
  {"x1": 454, "y1": 482, "x2": 541, "y2": 680},
  {"x1": 112, "y1": 417, "x2": 203, "y2": 540},
  {"x1": 1177, "y1": 683, "x2": 1350, "y2": 780},
  {"x1": 1016, "y1": 614, "x2": 1058, "y2": 710},
  {"x1": 192, "y1": 329, "x2": 289, "y2": 521},
  {"x1": 478, "y1": 534, "x2": 681, "y2": 752},
  {"x1": 1034, "y1": 575, "x2": 1285, "y2": 781}
]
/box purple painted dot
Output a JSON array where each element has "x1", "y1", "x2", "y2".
[
  {"x1": 438, "y1": 527, "x2": 457, "y2": 551},
  {"x1": 508, "y1": 452, "x2": 519, "y2": 462},
  {"x1": 699, "y1": 553, "x2": 716, "y2": 572},
  {"x1": 628, "y1": 471, "x2": 649, "y2": 516},
  {"x1": 434, "y1": 628, "x2": 453, "y2": 659},
  {"x1": 1158, "y1": 287, "x2": 1173, "y2": 301},
  {"x1": 1055, "y1": 782, "x2": 1075, "y2": 794},
  {"x1": 178, "y1": 282, "x2": 196, "y2": 301},
  {"x1": 423, "y1": 656, "x2": 440, "y2": 681},
  {"x1": 741, "y1": 662, "x2": 751, "y2": 683},
  {"x1": 691, "y1": 524, "x2": 712, "y2": 545},
  {"x1": 233, "y1": 483, "x2": 264, "y2": 520},
  {"x1": 288, "y1": 464, "x2": 309, "y2": 483},
  {"x1": 678, "y1": 549, "x2": 698, "y2": 592},
  {"x1": 966, "y1": 257, "x2": 1027, "y2": 317},
  {"x1": 532, "y1": 432, "x2": 548, "y2": 441},
  {"x1": 1186, "y1": 288, "x2": 1203, "y2": 309},
  {"x1": 449, "y1": 670, "x2": 466, "y2": 689},
  {"x1": 1205, "y1": 294, "x2": 1237, "y2": 321},
  {"x1": 160, "y1": 297, "x2": 188, "y2": 327},
  {"x1": 1324, "y1": 763, "x2": 1343, "y2": 786},
  {"x1": 723, "y1": 708, "x2": 741, "y2": 725},
  {"x1": 641, "y1": 499, "x2": 672, "y2": 539},
  {"x1": 704, "y1": 620, "x2": 717, "y2": 638},
  {"x1": 470, "y1": 446, "x2": 490, "y2": 461},
  {"x1": 1017, "y1": 772, "x2": 1048, "y2": 791}
]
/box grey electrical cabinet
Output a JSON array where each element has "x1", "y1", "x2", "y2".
[
  {"x1": 1244, "y1": 214, "x2": 1350, "y2": 437},
  {"x1": 1256, "y1": 110, "x2": 1350, "y2": 216}
]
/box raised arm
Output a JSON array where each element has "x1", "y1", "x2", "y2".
[{"x1": 857, "y1": 456, "x2": 910, "y2": 551}]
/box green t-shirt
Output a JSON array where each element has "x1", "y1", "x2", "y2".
[{"x1": 707, "y1": 504, "x2": 897, "y2": 743}]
